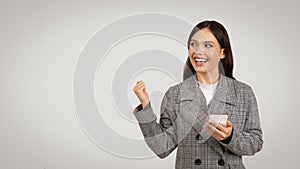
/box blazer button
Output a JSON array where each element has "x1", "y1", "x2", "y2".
[
  {"x1": 218, "y1": 159, "x2": 225, "y2": 166},
  {"x1": 195, "y1": 159, "x2": 202, "y2": 165},
  {"x1": 196, "y1": 134, "x2": 203, "y2": 140}
]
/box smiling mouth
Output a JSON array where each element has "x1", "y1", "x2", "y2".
[{"x1": 194, "y1": 57, "x2": 208, "y2": 63}]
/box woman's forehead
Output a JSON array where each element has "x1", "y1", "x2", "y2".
[{"x1": 191, "y1": 28, "x2": 218, "y2": 43}]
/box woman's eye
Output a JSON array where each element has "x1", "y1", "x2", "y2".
[
  {"x1": 204, "y1": 44, "x2": 213, "y2": 48},
  {"x1": 190, "y1": 42, "x2": 197, "y2": 47}
]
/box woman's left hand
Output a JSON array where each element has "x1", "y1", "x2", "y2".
[{"x1": 205, "y1": 121, "x2": 233, "y2": 141}]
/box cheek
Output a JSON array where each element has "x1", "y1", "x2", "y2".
[
  {"x1": 207, "y1": 50, "x2": 221, "y2": 60},
  {"x1": 188, "y1": 48, "x2": 194, "y2": 56}
]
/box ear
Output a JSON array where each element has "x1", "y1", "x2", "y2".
[{"x1": 220, "y1": 48, "x2": 225, "y2": 59}]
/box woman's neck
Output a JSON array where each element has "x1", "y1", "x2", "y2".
[{"x1": 196, "y1": 71, "x2": 220, "y2": 84}]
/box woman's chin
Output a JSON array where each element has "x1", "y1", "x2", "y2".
[{"x1": 194, "y1": 68, "x2": 208, "y2": 73}]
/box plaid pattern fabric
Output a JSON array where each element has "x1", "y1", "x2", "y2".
[{"x1": 133, "y1": 74, "x2": 263, "y2": 169}]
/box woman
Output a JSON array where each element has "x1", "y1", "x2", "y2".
[{"x1": 132, "y1": 20, "x2": 263, "y2": 169}]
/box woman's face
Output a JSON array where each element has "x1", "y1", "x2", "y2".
[{"x1": 188, "y1": 28, "x2": 225, "y2": 76}]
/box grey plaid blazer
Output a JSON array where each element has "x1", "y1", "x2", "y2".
[{"x1": 133, "y1": 74, "x2": 263, "y2": 169}]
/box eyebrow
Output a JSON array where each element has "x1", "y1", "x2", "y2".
[{"x1": 191, "y1": 39, "x2": 215, "y2": 44}]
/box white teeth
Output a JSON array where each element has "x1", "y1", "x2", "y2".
[{"x1": 195, "y1": 58, "x2": 208, "y2": 62}]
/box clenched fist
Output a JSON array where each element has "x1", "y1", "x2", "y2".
[{"x1": 133, "y1": 80, "x2": 150, "y2": 108}]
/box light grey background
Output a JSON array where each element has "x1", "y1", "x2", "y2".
[{"x1": 1, "y1": 0, "x2": 299, "y2": 168}]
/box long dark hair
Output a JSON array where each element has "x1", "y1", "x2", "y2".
[{"x1": 183, "y1": 20, "x2": 235, "y2": 80}]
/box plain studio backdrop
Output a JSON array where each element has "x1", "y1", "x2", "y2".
[{"x1": 0, "y1": 0, "x2": 299, "y2": 168}]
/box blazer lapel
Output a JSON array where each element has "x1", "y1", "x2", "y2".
[
  {"x1": 207, "y1": 74, "x2": 236, "y2": 115},
  {"x1": 177, "y1": 74, "x2": 209, "y2": 134}
]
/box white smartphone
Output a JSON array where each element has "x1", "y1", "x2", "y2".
[{"x1": 208, "y1": 115, "x2": 228, "y2": 127}]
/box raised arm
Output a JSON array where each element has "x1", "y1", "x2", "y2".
[{"x1": 133, "y1": 82, "x2": 178, "y2": 158}]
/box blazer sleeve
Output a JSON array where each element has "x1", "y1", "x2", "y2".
[
  {"x1": 133, "y1": 86, "x2": 178, "y2": 158},
  {"x1": 220, "y1": 86, "x2": 263, "y2": 156}
]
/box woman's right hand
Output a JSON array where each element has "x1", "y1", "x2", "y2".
[{"x1": 133, "y1": 80, "x2": 150, "y2": 108}]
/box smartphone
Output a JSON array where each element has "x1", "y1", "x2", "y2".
[{"x1": 208, "y1": 115, "x2": 228, "y2": 127}]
